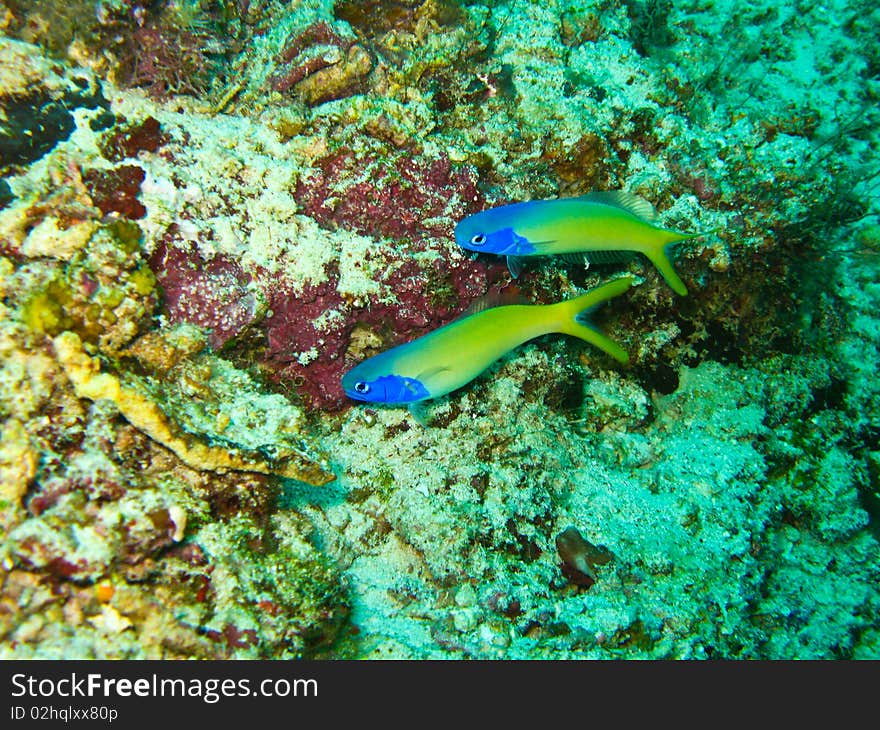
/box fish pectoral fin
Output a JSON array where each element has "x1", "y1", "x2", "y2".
[
  {"x1": 506, "y1": 255, "x2": 525, "y2": 278},
  {"x1": 403, "y1": 379, "x2": 420, "y2": 394},
  {"x1": 416, "y1": 366, "x2": 450, "y2": 383},
  {"x1": 408, "y1": 402, "x2": 430, "y2": 427},
  {"x1": 523, "y1": 239, "x2": 557, "y2": 254}
]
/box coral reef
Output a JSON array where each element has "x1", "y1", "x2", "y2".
[
  {"x1": 0, "y1": 297, "x2": 344, "y2": 656},
  {"x1": 269, "y1": 21, "x2": 373, "y2": 106},
  {"x1": 1, "y1": 0, "x2": 242, "y2": 100},
  {"x1": 53, "y1": 330, "x2": 334, "y2": 485},
  {"x1": 1, "y1": 0, "x2": 878, "y2": 660}
]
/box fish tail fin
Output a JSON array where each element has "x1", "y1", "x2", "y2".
[
  {"x1": 553, "y1": 277, "x2": 632, "y2": 364},
  {"x1": 643, "y1": 230, "x2": 696, "y2": 296}
]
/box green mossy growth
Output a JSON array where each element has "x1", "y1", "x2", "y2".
[
  {"x1": 129, "y1": 265, "x2": 157, "y2": 297},
  {"x1": 191, "y1": 515, "x2": 351, "y2": 658},
  {"x1": 14, "y1": 220, "x2": 156, "y2": 353},
  {"x1": 107, "y1": 219, "x2": 144, "y2": 255},
  {"x1": 20, "y1": 277, "x2": 73, "y2": 335}
]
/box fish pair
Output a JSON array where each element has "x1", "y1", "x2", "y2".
[{"x1": 343, "y1": 192, "x2": 699, "y2": 408}]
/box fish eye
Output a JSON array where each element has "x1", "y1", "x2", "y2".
[
  {"x1": 354, "y1": 381, "x2": 370, "y2": 394},
  {"x1": 470, "y1": 233, "x2": 487, "y2": 246}
]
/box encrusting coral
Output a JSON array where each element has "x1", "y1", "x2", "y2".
[{"x1": 53, "y1": 331, "x2": 334, "y2": 485}]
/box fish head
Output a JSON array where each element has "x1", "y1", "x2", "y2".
[
  {"x1": 455, "y1": 208, "x2": 537, "y2": 257},
  {"x1": 342, "y1": 366, "x2": 429, "y2": 404}
]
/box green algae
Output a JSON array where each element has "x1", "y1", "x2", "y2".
[
  {"x1": 191, "y1": 514, "x2": 350, "y2": 658},
  {"x1": 15, "y1": 220, "x2": 157, "y2": 354},
  {"x1": 20, "y1": 278, "x2": 74, "y2": 335}
]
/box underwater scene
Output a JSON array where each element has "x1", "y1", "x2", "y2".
[{"x1": 0, "y1": 0, "x2": 878, "y2": 660}]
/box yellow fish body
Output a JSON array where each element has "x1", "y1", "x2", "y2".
[
  {"x1": 455, "y1": 191, "x2": 698, "y2": 295},
  {"x1": 342, "y1": 278, "x2": 632, "y2": 404}
]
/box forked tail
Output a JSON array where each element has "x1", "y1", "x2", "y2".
[
  {"x1": 552, "y1": 277, "x2": 632, "y2": 364},
  {"x1": 644, "y1": 231, "x2": 704, "y2": 296}
]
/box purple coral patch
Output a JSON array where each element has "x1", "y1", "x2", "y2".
[
  {"x1": 100, "y1": 116, "x2": 167, "y2": 162},
  {"x1": 270, "y1": 22, "x2": 354, "y2": 93},
  {"x1": 261, "y1": 254, "x2": 507, "y2": 410},
  {"x1": 149, "y1": 239, "x2": 260, "y2": 349},
  {"x1": 261, "y1": 273, "x2": 353, "y2": 409},
  {"x1": 83, "y1": 164, "x2": 147, "y2": 219},
  {"x1": 127, "y1": 23, "x2": 215, "y2": 98},
  {"x1": 256, "y1": 148, "x2": 502, "y2": 409},
  {"x1": 294, "y1": 148, "x2": 485, "y2": 242}
]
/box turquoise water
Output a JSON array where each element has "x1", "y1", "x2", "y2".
[{"x1": 0, "y1": 0, "x2": 878, "y2": 658}]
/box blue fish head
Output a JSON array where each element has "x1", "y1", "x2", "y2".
[
  {"x1": 455, "y1": 209, "x2": 536, "y2": 257},
  {"x1": 342, "y1": 369, "x2": 430, "y2": 404}
]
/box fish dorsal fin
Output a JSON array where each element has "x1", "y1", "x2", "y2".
[
  {"x1": 458, "y1": 289, "x2": 528, "y2": 319},
  {"x1": 577, "y1": 191, "x2": 658, "y2": 223}
]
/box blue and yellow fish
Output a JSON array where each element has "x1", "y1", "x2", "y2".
[
  {"x1": 454, "y1": 191, "x2": 698, "y2": 295},
  {"x1": 342, "y1": 277, "x2": 632, "y2": 405}
]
